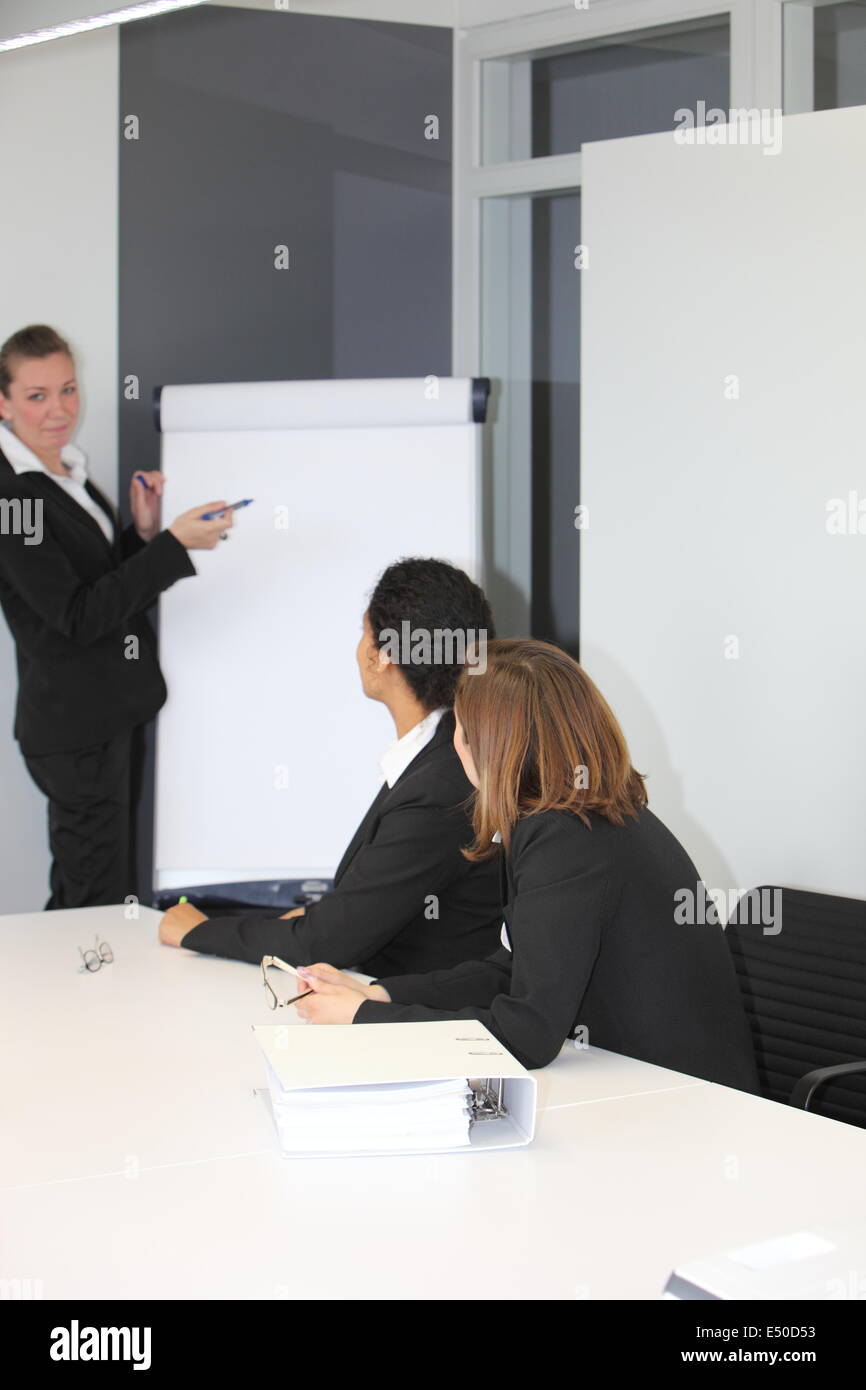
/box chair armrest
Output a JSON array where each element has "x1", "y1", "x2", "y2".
[{"x1": 790, "y1": 1060, "x2": 866, "y2": 1112}]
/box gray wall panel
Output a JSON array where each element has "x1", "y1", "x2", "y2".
[{"x1": 119, "y1": 6, "x2": 452, "y2": 900}]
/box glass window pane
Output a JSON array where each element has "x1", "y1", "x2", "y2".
[
  {"x1": 785, "y1": 1, "x2": 866, "y2": 116},
  {"x1": 480, "y1": 192, "x2": 581, "y2": 651},
  {"x1": 530, "y1": 194, "x2": 581, "y2": 655},
  {"x1": 482, "y1": 18, "x2": 730, "y2": 164},
  {"x1": 816, "y1": 1, "x2": 866, "y2": 109}
]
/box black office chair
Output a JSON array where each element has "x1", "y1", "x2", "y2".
[{"x1": 726, "y1": 886, "x2": 866, "y2": 1129}]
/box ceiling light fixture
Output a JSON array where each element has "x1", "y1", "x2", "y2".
[{"x1": 0, "y1": 1, "x2": 210, "y2": 54}]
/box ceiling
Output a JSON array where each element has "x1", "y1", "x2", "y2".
[{"x1": 0, "y1": 0, "x2": 573, "y2": 49}]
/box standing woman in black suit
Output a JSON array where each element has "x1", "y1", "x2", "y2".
[
  {"x1": 292, "y1": 638, "x2": 760, "y2": 1092},
  {"x1": 0, "y1": 324, "x2": 234, "y2": 909}
]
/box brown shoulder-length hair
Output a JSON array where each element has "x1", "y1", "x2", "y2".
[
  {"x1": 454, "y1": 638, "x2": 647, "y2": 861},
  {"x1": 0, "y1": 325, "x2": 72, "y2": 397}
]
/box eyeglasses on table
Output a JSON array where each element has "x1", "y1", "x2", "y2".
[{"x1": 78, "y1": 935, "x2": 113, "y2": 974}]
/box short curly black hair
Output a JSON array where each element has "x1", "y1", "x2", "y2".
[{"x1": 367, "y1": 558, "x2": 495, "y2": 711}]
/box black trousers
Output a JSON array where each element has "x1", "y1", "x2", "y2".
[{"x1": 23, "y1": 726, "x2": 146, "y2": 910}]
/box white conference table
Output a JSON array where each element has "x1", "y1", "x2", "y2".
[{"x1": 2, "y1": 904, "x2": 865, "y2": 1300}]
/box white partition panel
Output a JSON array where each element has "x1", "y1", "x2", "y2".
[
  {"x1": 581, "y1": 106, "x2": 866, "y2": 903},
  {"x1": 155, "y1": 378, "x2": 482, "y2": 890}
]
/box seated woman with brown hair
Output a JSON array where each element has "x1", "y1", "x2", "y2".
[{"x1": 291, "y1": 638, "x2": 759, "y2": 1091}]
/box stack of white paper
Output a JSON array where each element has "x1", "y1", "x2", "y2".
[{"x1": 264, "y1": 1064, "x2": 472, "y2": 1155}]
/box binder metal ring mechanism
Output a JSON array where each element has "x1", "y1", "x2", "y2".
[{"x1": 469, "y1": 1077, "x2": 507, "y2": 1123}]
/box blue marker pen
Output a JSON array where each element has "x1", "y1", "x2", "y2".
[
  {"x1": 201, "y1": 499, "x2": 254, "y2": 521},
  {"x1": 135, "y1": 473, "x2": 153, "y2": 490}
]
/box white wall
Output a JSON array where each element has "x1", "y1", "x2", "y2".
[
  {"x1": 581, "y1": 104, "x2": 866, "y2": 904},
  {"x1": 0, "y1": 0, "x2": 455, "y2": 40},
  {"x1": 0, "y1": 0, "x2": 581, "y2": 34},
  {"x1": 215, "y1": 0, "x2": 454, "y2": 21},
  {"x1": 0, "y1": 28, "x2": 118, "y2": 911},
  {"x1": 1, "y1": 0, "x2": 557, "y2": 39},
  {"x1": 214, "y1": 0, "x2": 569, "y2": 26}
]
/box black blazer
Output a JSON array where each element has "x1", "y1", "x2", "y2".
[
  {"x1": 0, "y1": 457, "x2": 195, "y2": 755},
  {"x1": 182, "y1": 711, "x2": 502, "y2": 977},
  {"x1": 355, "y1": 806, "x2": 760, "y2": 1090}
]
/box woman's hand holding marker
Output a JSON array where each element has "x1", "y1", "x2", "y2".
[
  {"x1": 130, "y1": 471, "x2": 166, "y2": 542},
  {"x1": 199, "y1": 499, "x2": 253, "y2": 521},
  {"x1": 131, "y1": 474, "x2": 252, "y2": 550},
  {"x1": 293, "y1": 963, "x2": 391, "y2": 1024},
  {"x1": 168, "y1": 500, "x2": 235, "y2": 550}
]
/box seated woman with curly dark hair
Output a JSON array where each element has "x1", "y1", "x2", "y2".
[{"x1": 160, "y1": 558, "x2": 502, "y2": 979}]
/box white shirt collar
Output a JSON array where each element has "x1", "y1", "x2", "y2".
[
  {"x1": 0, "y1": 422, "x2": 88, "y2": 485},
  {"x1": 379, "y1": 707, "x2": 447, "y2": 789}
]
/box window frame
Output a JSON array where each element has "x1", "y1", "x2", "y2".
[{"x1": 452, "y1": 0, "x2": 856, "y2": 631}]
